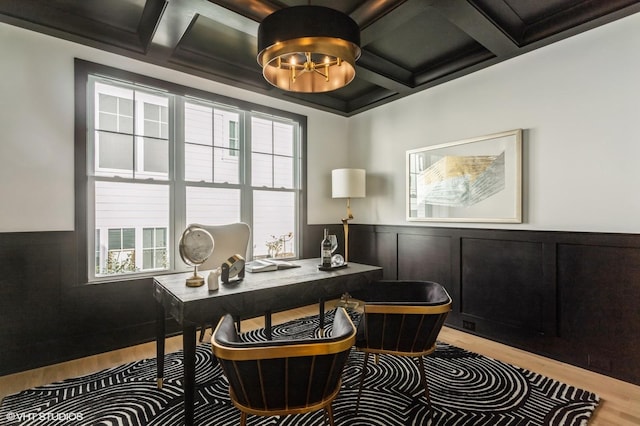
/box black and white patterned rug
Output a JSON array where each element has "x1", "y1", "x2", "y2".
[{"x1": 1, "y1": 311, "x2": 599, "y2": 425}]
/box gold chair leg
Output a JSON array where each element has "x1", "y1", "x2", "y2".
[
  {"x1": 240, "y1": 412, "x2": 247, "y2": 426},
  {"x1": 356, "y1": 352, "x2": 370, "y2": 414},
  {"x1": 326, "y1": 404, "x2": 335, "y2": 426},
  {"x1": 418, "y1": 356, "x2": 433, "y2": 423}
]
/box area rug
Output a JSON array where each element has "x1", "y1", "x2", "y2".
[{"x1": 1, "y1": 311, "x2": 599, "y2": 425}]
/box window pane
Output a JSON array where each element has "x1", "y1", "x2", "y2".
[
  {"x1": 274, "y1": 122, "x2": 293, "y2": 156},
  {"x1": 145, "y1": 103, "x2": 159, "y2": 120},
  {"x1": 142, "y1": 137, "x2": 168, "y2": 175},
  {"x1": 229, "y1": 121, "x2": 238, "y2": 140},
  {"x1": 274, "y1": 156, "x2": 293, "y2": 188},
  {"x1": 120, "y1": 98, "x2": 133, "y2": 116},
  {"x1": 161, "y1": 105, "x2": 168, "y2": 123},
  {"x1": 95, "y1": 182, "x2": 169, "y2": 276},
  {"x1": 136, "y1": 93, "x2": 168, "y2": 138},
  {"x1": 253, "y1": 191, "x2": 295, "y2": 258},
  {"x1": 186, "y1": 187, "x2": 240, "y2": 225},
  {"x1": 252, "y1": 153, "x2": 272, "y2": 187},
  {"x1": 252, "y1": 117, "x2": 273, "y2": 153},
  {"x1": 143, "y1": 228, "x2": 153, "y2": 248},
  {"x1": 214, "y1": 147, "x2": 239, "y2": 184},
  {"x1": 161, "y1": 122, "x2": 168, "y2": 139},
  {"x1": 156, "y1": 228, "x2": 166, "y2": 247},
  {"x1": 119, "y1": 115, "x2": 133, "y2": 134},
  {"x1": 122, "y1": 228, "x2": 135, "y2": 249},
  {"x1": 99, "y1": 94, "x2": 117, "y2": 114},
  {"x1": 97, "y1": 131, "x2": 133, "y2": 175},
  {"x1": 185, "y1": 144, "x2": 213, "y2": 182},
  {"x1": 108, "y1": 229, "x2": 121, "y2": 250},
  {"x1": 97, "y1": 92, "x2": 134, "y2": 133},
  {"x1": 185, "y1": 103, "x2": 212, "y2": 145},
  {"x1": 143, "y1": 249, "x2": 153, "y2": 269},
  {"x1": 144, "y1": 119, "x2": 160, "y2": 138},
  {"x1": 98, "y1": 112, "x2": 117, "y2": 132},
  {"x1": 155, "y1": 248, "x2": 167, "y2": 268}
]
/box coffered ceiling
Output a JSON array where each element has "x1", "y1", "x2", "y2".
[{"x1": 1, "y1": 0, "x2": 639, "y2": 116}]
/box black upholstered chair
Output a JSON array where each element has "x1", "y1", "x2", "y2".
[
  {"x1": 212, "y1": 307, "x2": 356, "y2": 426},
  {"x1": 354, "y1": 280, "x2": 452, "y2": 418}
]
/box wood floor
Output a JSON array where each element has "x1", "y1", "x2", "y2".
[{"x1": 1, "y1": 301, "x2": 639, "y2": 425}]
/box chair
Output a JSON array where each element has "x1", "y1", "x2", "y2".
[
  {"x1": 212, "y1": 307, "x2": 356, "y2": 426},
  {"x1": 193, "y1": 222, "x2": 250, "y2": 272},
  {"x1": 354, "y1": 280, "x2": 452, "y2": 419},
  {"x1": 191, "y1": 222, "x2": 250, "y2": 341}
]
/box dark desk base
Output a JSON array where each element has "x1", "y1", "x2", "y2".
[{"x1": 154, "y1": 260, "x2": 382, "y2": 426}]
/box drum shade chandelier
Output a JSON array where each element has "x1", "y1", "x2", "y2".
[{"x1": 257, "y1": 5, "x2": 361, "y2": 93}]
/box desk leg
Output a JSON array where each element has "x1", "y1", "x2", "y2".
[
  {"x1": 265, "y1": 311, "x2": 272, "y2": 340},
  {"x1": 319, "y1": 299, "x2": 325, "y2": 337},
  {"x1": 183, "y1": 324, "x2": 196, "y2": 426},
  {"x1": 156, "y1": 301, "x2": 165, "y2": 389}
]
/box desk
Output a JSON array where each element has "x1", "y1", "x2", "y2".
[{"x1": 153, "y1": 258, "x2": 382, "y2": 425}]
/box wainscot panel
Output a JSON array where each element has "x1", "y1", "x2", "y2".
[
  {"x1": 348, "y1": 224, "x2": 640, "y2": 386},
  {"x1": 0, "y1": 231, "x2": 180, "y2": 376}
]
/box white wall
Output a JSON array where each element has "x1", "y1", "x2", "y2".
[
  {"x1": 2, "y1": 13, "x2": 640, "y2": 233},
  {"x1": 0, "y1": 22, "x2": 348, "y2": 232},
  {"x1": 347, "y1": 12, "x2": 640, "y2": 233}
]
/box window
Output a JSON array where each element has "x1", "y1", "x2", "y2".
[
  {"x1": 143, "y1": 227, "x2": 168, "y2": 270},
  {"x1": 106, "y1": 228, "x2": 136, "y2": 274},
  {"x1": 78, "y1": 61, "x2": 305, "y2": 282},
  {"x1": 229, "y1": 120, "x2": 239, "y2": 157}
]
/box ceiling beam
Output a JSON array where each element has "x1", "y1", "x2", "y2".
[
  {"x1": 138, "y1": 0, "x2": 168, "y2": 52},
  {"x1": 430, "y1": 0, "x2": 518, "y2": 57},
  {"x1": 205, "y1": 0, "x2": 278, "y2": 22},
  {"x1": 148, "y1": 0, "x2": 260, "y2": 59},
  {"x1": 359, "y1": 0, "x2": 432, "y2": 46},
  {"x1": 350, "y1": 0, "x2": 409, "y2": 28},
  {"x1": 356, "y1": 50, "x2": 413, "y2": 91}
]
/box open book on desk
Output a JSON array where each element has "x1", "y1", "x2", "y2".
[{"x1": 245, "y1": 259, "x2": 301, "y2": 273}]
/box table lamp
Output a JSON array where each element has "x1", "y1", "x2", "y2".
[{"x1": 332, "y1": 168, "x2": 366, "y2": 263}]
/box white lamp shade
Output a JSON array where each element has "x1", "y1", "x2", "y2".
[{"x1": 332, "y1": 168, "x2": 366, "y2": 198}]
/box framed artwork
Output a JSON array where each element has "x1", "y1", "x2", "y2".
[{"x1": 407, "y1": 129, "x2": 522, "y2": 223}]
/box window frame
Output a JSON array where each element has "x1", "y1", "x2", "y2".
[{"x1": 75, "y1": 59, "x2": 307, "y2": 285}]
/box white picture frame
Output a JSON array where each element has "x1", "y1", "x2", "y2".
[{"x1": 407, "y1": 129, "x2": 522, "y2": 223}]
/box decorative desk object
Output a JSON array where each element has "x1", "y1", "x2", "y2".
[
  {"x1": 207, "y1": 268, "x2": 221, "y2": 291},
  {"x1": 178, "y1": 226, "x2": 214, "y2": 287},
  {"x1": 221, "y1": 254, "x2": 245, "y2": 284},
  {"x1": 332, "y1": 168, "x2": 366, "y2": 263}
]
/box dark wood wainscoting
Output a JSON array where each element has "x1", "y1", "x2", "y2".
[
  {"x1": 2, "y1": 225, "x2": 639, "y2": 387},
  {"x1": 0, "y1": 231, "x2": 181, "y2": 376},
  {"x1": 342, "y1": 224, "x2": 640, "y2": 386}
]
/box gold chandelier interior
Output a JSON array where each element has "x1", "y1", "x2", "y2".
[{"x1": 259, "y1": 37, "x2": 359, "y2": 93}]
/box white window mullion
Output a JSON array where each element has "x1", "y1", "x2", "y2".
[
  {"x1": 241, "y1": 111, "x2": 253, "y2": 260},
  {"x1": 172, "y1": 96, "x2": 186, "y2": 271}
]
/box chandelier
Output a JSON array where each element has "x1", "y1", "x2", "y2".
[{"x1": 257, "y1": 5, "x2": 361, "y2": 93}]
